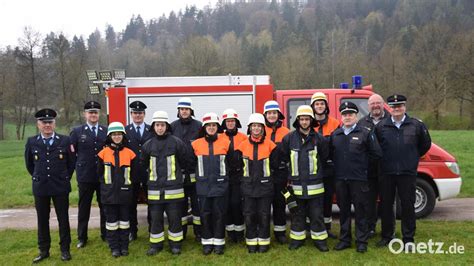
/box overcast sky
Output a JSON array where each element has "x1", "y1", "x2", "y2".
[{"x1": 0, "y1": 0, "x2": 217, "y2": 48}]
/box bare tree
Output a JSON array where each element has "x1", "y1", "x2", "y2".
[
  {"x1": 405, "y1": 23, "x2": 453, "y2": 127},
  {"x1": 17, "y1": 26, "x2": 42, "y2": 115}
]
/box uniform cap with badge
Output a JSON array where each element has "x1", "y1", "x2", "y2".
[
  {"x1": 387, "y1": 94, "x2": 407, "y2": 106},
  {"x1": 35, "y1": 108, "x2": 57, "y2": 122},
  {"x1": 339, "y1": 101, "x2": 359, "y2": 114},
  {"x1": 129, "y1": 101, "x2": 147, "y2": 112},
  {"x1": 84, "y1": 101, "x2": 101, "y2": 112}
]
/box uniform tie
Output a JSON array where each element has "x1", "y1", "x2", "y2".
[
  {"x1": 136, "y1": 125, "x2": 141, "y2": 137},
  {"x1": 91, "y1": 126, "x2": 97, "y2": 137},
  {"x1": 43, "y1": 137, "x2": 52, "y2": 147}
]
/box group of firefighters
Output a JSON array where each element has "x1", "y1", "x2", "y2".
[{"x1": 25, "y1": 91, "x2": 431, "y2": 262}]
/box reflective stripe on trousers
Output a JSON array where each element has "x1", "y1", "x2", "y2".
[
  {"x1": 290, "y1": 230, "x2": 306, "y2": 240},
  {"x1": 119, "y1": 220, "x2": 130, "y2": 229},
  {"x1": 193, "y1": 215, "x2": 201, "y2": 225},
  {"x1": 246, "y1": 238, "x2": 258, "y2": 246},
  {"x1": 150, "y1": 232, "x2": 165, "y2": 243},
  {"x1": 106, "y1": 221, "x2": 119, "y2": 230},
  {"x1": 273, "y1": 225, "x2": 286, "y2": 232},
  {"x1": 311, "y1": 230, "x2": 328, "y2": 240},
  {"x1": 214, "y1": 238, "x2": 225, "y2": 246},
  {"x1": 168, "y1": 230, "x2": 183, "y2": 242},
  {"x1": 258, "y1": 237, "x2": 270, "y2": 245},
  {"x1": 226, "y1": 224, "x2": 245, "y2": 232}
]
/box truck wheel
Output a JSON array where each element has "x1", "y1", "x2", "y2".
[{"x1": 395, "y1": 178, "x2": 436, "y2": 219}]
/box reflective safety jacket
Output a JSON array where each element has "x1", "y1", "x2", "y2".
[
  {"x1": 314, "y1": 115, "x2": 340, "y2": 177},
  {"x1": 222, "y1": 130, "x2": 248, "y2": 185},
  {"x1": 97, "y1": 145, "x2": 136, "y2": 205},
  {"x1": 265, "y1": 121, "x2": 290, "y2": 183},
  {"x1": 141, "y1": 133, "x2": 192, "y2": 204},
  {"x1": 236, "y1": 136, "x2": 277, "y2": 198},
  {"x1": 192, "y1": 134, "x2": 231, "y2": 197},
  {"x1": 279, "y1": 129, "x2": 329, "y2": 198}
]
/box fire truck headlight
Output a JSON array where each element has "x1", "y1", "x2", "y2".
[{"x1": 445, "y1": 162, "x2": 460, "y2": 175}]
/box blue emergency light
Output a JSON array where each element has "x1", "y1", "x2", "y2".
[
  {"x1": 352, "y1": 75, "x2": 363, "y2": 89},
  {"x1": 339, "y1": 82, "x2": 349, "y2": 89}
]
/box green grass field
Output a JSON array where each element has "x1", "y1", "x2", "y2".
[
  {"x1": 0, "y1": 221, "x2": 472, "y2": 265},
  {"x1": 0, "y1": 130, "x2": 472, "y2": 209}
]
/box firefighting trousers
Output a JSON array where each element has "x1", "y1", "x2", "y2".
[
  {"x1": 35, "y1": 195, "x2": 71, "y2": 252},
  {"x1": 226, "y1": 184, "x2": 244, "y2": 234},
  {"x1": 77, "y1": 182, "x2": 106, "y2": 241},
  {"x1": 182, "y1": 184, "x2": 201, "y2": 238},
  {"x1": 323, "y1": 175, "x2": 335, "y2": 229},
  {"x1": 149, "y1": 202, "x2": 183, "y2": 248},
  {"x1": 130, "y1": 181, "x2": 150, "y2": 234},
  {"x1": 243, "y1": 196, "x2": 272, "y2": 246},
  {"x1": 380, "y1": 175, "x2": 416, "y2": 243},
  {"x1": 335, "y1": 180, "x2": 369, "y2": 245},
  {"x1": 272, "y1": 181, "x2": 287, "y2": 234},
  {"x1": 289, "y1": 196, "x2": 327, "y2": 241},
  {"x1": 104, "y1": 204, "x2": 130, "y2": 251},
  {"x1": 199, "y1": 196, "x2": 227, "y2": 246}
]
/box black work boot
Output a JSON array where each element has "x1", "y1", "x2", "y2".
[
  {"x1": 214, "y1": 245, "x2": 225, "y2": 255},
  {"x1": 288, "y1": 240, "x2": 304, "y2": 250},
  {"x1": 258, "y1": 245, "x2": 270, "y2": 253},
  {"x1": 202, "y1": 245, "x2": 213, "y2": 255},
  {"x1": 314, "y1": 240, "x2": 329, "y2": 252},
  {"x1": 146, "y1": 245, "x2": 163, "y2": 256},
  {"x1": 111, "y1": 249, "x2": 121, "y2": 258},
  {"x1": 248, "y1": 245, "x2": 258, "y2": 253},
  {"x1": 275, "y1": 232, "x2": 288, "y2": 244}
]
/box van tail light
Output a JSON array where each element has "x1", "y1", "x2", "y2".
[{"x1": 445, "y1": 162, "x2": 460, "y2": 176}]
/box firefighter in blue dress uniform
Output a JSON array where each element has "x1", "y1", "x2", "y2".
[{"x1": 25, "y1": 109, "x2": 75, "y2": 263}]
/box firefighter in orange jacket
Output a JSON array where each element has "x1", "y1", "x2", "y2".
[
  {"x1": 311, "y1": 92, "x2": 340, "y2": 239},
  {"x1": 192, "y1": 113, "x2": 231, "y2": 255},
  {"x1": 263, "y1": 100, "x2": 290, "y2": 244},
  {"x1": 97, "y1": 122, "x2": 136, "y2": 258},
  {"x1": 141, "y1": 111, "x2": 193, "y2": 256},
  {"x1": 221, "y1": 109, "x2": 248, "y2": 243},
  {"x1": 236, "y1": 113, "x2": 278, "y2": 253}
]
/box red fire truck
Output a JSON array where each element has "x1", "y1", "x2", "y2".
[{"x1": 106, "y1": 75, "x2": 462, "y2": 218}]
